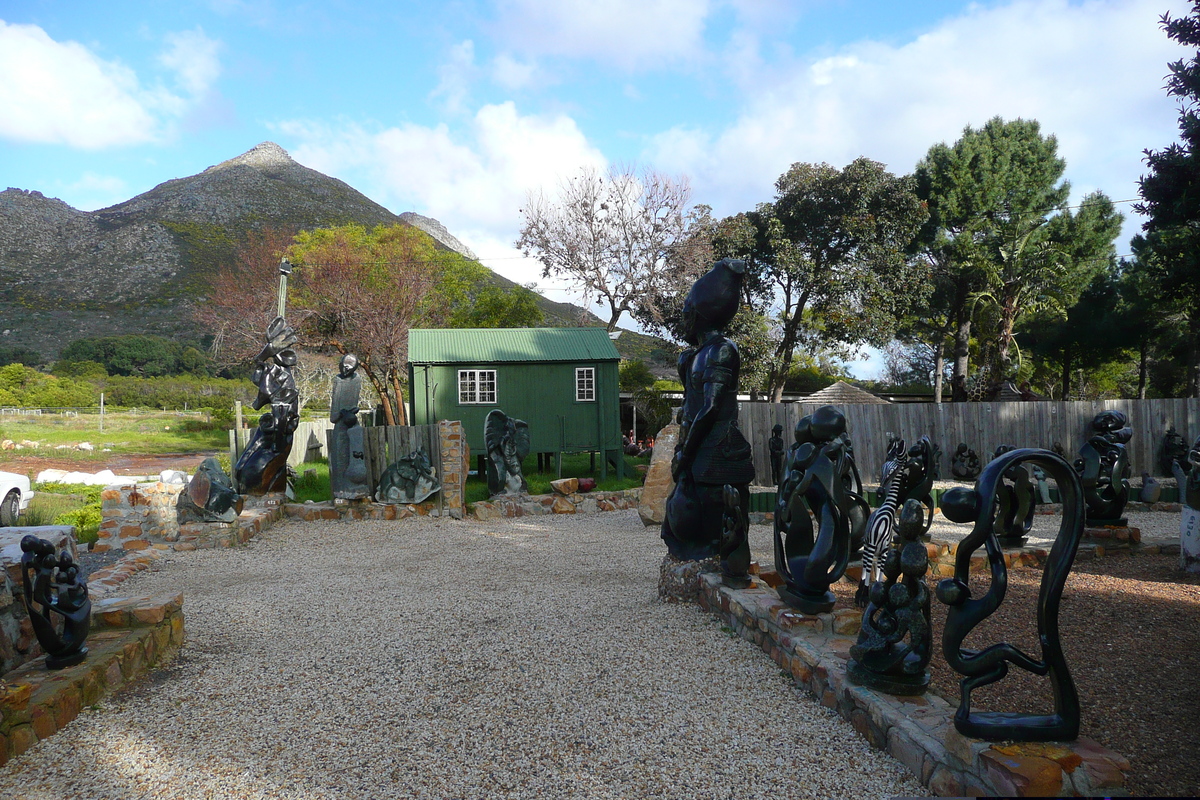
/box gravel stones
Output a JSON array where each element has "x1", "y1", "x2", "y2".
[{"x1": 0, "y1": 511, "x2": 922, "y2": 799}]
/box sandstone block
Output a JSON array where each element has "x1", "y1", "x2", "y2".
[
  {"x1": 637, "y1": 423, "x2": 679, "y2": 526},
  {"x1": 979, "y1": 750, "x2": 1064, "y2": 797},
  {"x1": 550, "y1": 478, "x2": 578, "y2": 495},
  {"x1": 122, "y1": 540, "x2": 150, "y2": 551}
]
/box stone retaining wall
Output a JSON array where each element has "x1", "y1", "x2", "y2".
[
  {"x1": 471, "y1": 488, "x2": 641, "y2": 519},
  {"x1": 0, "y1": 591, "x2": 184, "y2": 764},
  {"x1": 96, "y1": 484, "x2": 283, "y2": 552},
  {"x1": 678, "y1": 570, "x2": 1130, "y2": 797}
]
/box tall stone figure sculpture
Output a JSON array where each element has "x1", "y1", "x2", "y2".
[
  {"x1": 938, "y1": 448, "x2": 1085, "y2": 741},
  {"x1": 1073, "y1": 409, "x2": 1132, "y2": 525},
  {"x1": 769, "y1": 424, "x2": 786, "y2": 486},
  {"x1": 661, "y1": 258, "x2": 756, "y2": 588},
  {"x1": 234, "y1": 259, "x2": 300, "y2": 495},
  {"x1": 329, "y1": 354, "x2": 369, "y2": 500}
]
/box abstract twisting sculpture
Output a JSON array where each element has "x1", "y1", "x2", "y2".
[
  {"x1": 848, "y1": 498, "x2": 931, "y2": 695},
  {"x1": 20, "y1": 536, "x2": 91, "y2": 669},
  {"x1": 233, "y1": 314, "x2": 300, "y2": 494},
  {"x1": 485, "y1": 409, "x2": 530, "y2": 496},
  {"x1": 329, "y1": 354, "x2": 369, "y2": 499},
  {"x1": 773, "y1": 405, "x2": 870, "y2": 614},
  {"x1": 179, "y1": 457, "x2": 243, "y2": 523},
  {"x1": 938, "y1": 448, "x2": 1084, "y2": 741},
  {"x1": 1073, "y1": 410, "x2": 1132, "y2": 525},
  {"x1": 991, "y1": 444, "x2": 1035, "y2": 547},
  {"x1": 950, "y1": 443, "x2": 981, "y2": 481}
]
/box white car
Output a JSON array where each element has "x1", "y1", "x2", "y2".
[{"x1": 0, "y1": 471, "x2": 33, "y2": 527}]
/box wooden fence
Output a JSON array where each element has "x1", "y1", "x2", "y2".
[{"x1": 739, "y1": 398, "x2": 1200, "y2": 488}]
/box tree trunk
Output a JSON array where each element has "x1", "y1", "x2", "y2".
[
  {"x1": 933, "y1": 339, "x2": 945, "y2": 404},
  {"x1": 1138, "y1": 338, "x2": 1149, "y2": 400},
  {"x1": 995, "y1": 295, "x2": 1019, "y2": 382},
  {"x1": 390, "y1": 370, "x2": 408, "y2": 426},
  {"x1": 1060, "y1": 344, "x2": 1072, "y2": 400},
  {"x1": 363, "y1": 367, "x2": 395, "y2": 426},
  {"x1": 951, "y1": 311, "x2": 971, "y2": 402}
]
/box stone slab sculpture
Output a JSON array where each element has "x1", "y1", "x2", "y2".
[
  {"x1": 485, "y1": 409, "x2": 530, "y2": 496},
  {"x1": 20, "y1": 535, "x2": 90, "y2": 669},
  {"x1": 178, "y1": 457, "x2": 244, "y2": 524},
  {"x1": 329, "y1": 354, "x2": 369, "y2": 500},
  {"x1": 1179, "y1": 436, "x2": 1200, "y2": 573},
  {"x1": 848, "y1": 498, "x2": 931, "y2": 695},
  {"x1": 1073, "y1": 410, "x2": 1132, "y2": 526},
  {"x1": 638, "y1": 424, "x2": 679, "y2": 527},
  {"x1": 377, "y1": 447, "x2": 440, "y2": 504},
  {"x1": 773, "y1": 405, "x2": 870, "y2": 614},
  {"x1": 233, "y1": 313, "x2": 300, "y2": 495},
  {"x1": 768, "y1": 424, "x2": 785, "y2": 486},
  {"x1": 938, "y1": 448, "x2": 1084, "y2": 741},
  {"x1": 661, "y1": 258, "x2": 755, "y2": 589},
  {"x1": 950, "y1": 443, "x2": 981, "y2": 481}
]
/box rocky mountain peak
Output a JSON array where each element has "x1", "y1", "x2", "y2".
[{"x1": 205, "y1": 141, "x2": 295, "y2": 173}]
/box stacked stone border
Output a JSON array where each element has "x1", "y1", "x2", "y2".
[
  {"x1": 470, "y1": 487, "x2": 641, "y2": 519},
  {"x1": 96, "y1": 484, "x2": 284, "y2": 552},
  {"x1": 0, "y1": 591, "x2": 184, "y2": 765},
  {"x1": 671, "y1": 570, "x2": 1131, "y2": 797}
]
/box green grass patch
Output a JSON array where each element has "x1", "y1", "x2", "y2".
[
  {"x1": 293, "y1": 460, "x2": 331, "y2": 503},
  {"x1": 0, "y1": 410, "x2": 227, "y2": 462},
  {"x1": 27, "y1": 482, "x2": 103, "y2": 545},
  {"x1": 465, "y1": 451, "x2": 647, "y2": 504}
]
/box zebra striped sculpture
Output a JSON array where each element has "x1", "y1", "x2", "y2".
[{"x1": 856, "y1": 436, "x2": 940, "y2": 608}]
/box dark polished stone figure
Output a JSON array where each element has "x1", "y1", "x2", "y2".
[
  {"x1": 485, "y1": 409, "x2": 530, "y2": 496},
  {"x1": 329, "y1": 354, "x2": 369, "y2": 500},
  {"x1": 950, "y1": 443, "x2": 981, "y2": 481},
  {"x1": 234, "y1": 315, "x2": 300, "y2": 494},
  {"x1": 769, "y1": 424, "x2": 786, "y2": 486},
  {"x1": 991, "y1": 444, "x2": 1035, "y2": 547},
  {"x1": 1161, "y1": 426, "x2": 1189, "y2": 477},
  {"x1": 718, "y1": 484, "x2": 751, "y2": 589},
  {"x1": 1073, "y1": 410, "x2": 1132, "y2": 525},
  {"x1": 377, "y1": 447, "x2": 440, "y2": 504},
  {"x1": 938, "y1": 448, "x2": 1084, "y2": 741},
  {"x1": 848, "y1": 499, "x2": 932, "y2": 695},
  {"x1": 179, "y1": 457, "x2": 244, "y2": 523},
  {"x1": 1182, "y1": 436, "x2": 1200, "y2": 509},
  {"x1": 20, "y1": 535, "x2": 90, "y2": 669},
  {"x1": 772, "y1": 405, "x2": 870, "y2": 614},
  {"x1": 662, "y1": 259, "x2": 756, "y2": 589}
]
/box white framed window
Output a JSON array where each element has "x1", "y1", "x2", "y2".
[
  {"x1": 458, "y1": 369, "x2": 497, "y2": 404},
  {"x1": 576, "y1": 367, "x2": 595, "y2": 401}
]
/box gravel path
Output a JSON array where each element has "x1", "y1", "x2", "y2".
[{"x1": 0, "y1": 511, "x2": 922, "y2": 800}]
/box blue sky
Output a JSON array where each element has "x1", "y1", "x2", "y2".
[{"x1": 0, "y1": 0, "x2": 1192, "y2": 376}]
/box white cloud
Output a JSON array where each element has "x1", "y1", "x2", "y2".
[
  {"x1": 159, "y1": 27, "x2": 223, "y2": 97},
  {"x1": 431, "y1": 40, "x2": 476, "y2": 114},
  {"x1": 280, "y1": 102, "x2": 607, "y2": 287},
  {"x1": 644, "y1": 0, "x2": 1192, "y2": 248},
  {"x1": 0, "y1": 21, "x2": 161, "y2": 148},
  {"x1": 490, "y1": 0, "x2": 714, "y2": 70},
  {"x1": 491, "y1": 53, "x2": 539, "y2": 91}
]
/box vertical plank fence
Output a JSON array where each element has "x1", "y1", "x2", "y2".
[
  {"x1": 351, "y1": 424, "x2": 444, "y2": 509},
  {"x1": 739, "y1": 398, "x2": 1200, "y2": 488}
]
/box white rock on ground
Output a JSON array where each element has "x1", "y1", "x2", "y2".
[{"x1": 0, "y1": 511, "x2": 923, "y2": 800}]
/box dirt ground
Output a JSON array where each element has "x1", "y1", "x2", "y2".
[{"x1": 0, "y1": 452, "x2": 218, "y2": 477}]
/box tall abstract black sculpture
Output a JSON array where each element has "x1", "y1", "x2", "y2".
[
  {"x1": 234, "y1": 260, "x2": 300, "y2": 495},
  {"x1": 950, "y1": 443, "x2": 981, "y2": 481},
  {"x1": 848, "y1": 499, "x2": 932, "y2": 695},
  {"x1": 329, "y1": 354, "x2": 369, "y2": 500},
  {"x1": 1162, "y1": 426, "x2": 1189, "y2": 478},
  {"x1": 1073, "y1": 410, "x2": 1132, "y2": 525},
  {"x1": 937, "y1": 448, "x2": 1084, "y2": 741},
  {"x1": 769, "y1": 424, "x2": 786, "y2": 486},
  {"x1": 20, "y1": 536, "x2": 90, "y2": 669},
  {"x1": 661, "y1": 258, "x2": 755, "y2": 588},
  {"x1": 773, "y1": 405, "x2": 870, "y2": 614},
  {"x1": 485, "y1": 408, "x2": 530, "y2": 496},
  {"x1": 991, "y1": 444, "x2": 1035, "y2": 547}
]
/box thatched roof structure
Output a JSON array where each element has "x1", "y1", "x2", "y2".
[{"x1": 802, "y1": 380, "x2": 890, "y2": 405}]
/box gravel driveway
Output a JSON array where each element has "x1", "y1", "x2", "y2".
[{"x1": 0, "y1": 511, "x2": 922, "y2": 800}]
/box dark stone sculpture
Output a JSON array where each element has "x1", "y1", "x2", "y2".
[
  {"x1": 950, "y1": 443, "x2": 981, "y2": 481},
  {"x1": 1161, "y1": 426, "x2": 1189, "y2": 477},
  {"x1": 848, "y1": 499, "x2": 932, "y2": 695},
  {"x1": 857, "y1": 436, "x2": 938, "y2": 607},
  {"x1": 485, "y1": 409, "x2": 530, "y2": 496},
  {"x1": 768, "y1": 424, "x2": 785, "y2": 486},
  {"x1": 662, "y1": 259, "x2": 756, "y2": 590},
  {"x1": 991, "y1": 444, "x2": 1035, "y2": 547},
  {"x1": 20, "y1": 535, "x2": 90, "y2": 669},
  {"x1": 937, "y1": 448, "x2": 1084, "y2": 741},
  {"x1": 718, "y1": 485, "x2": 751, "y2": 589},
  {"x1": 377, "y1": 447, "x2": 440, "y2": 504},
  {"x1": 1051, "y1": 441, "x2": 1066, "y2": 459},
  {"x1": 178, "y1": 457, "x2": 244, "y2": 523},
  {"x1": 773, "y1": 405, "x2": 870, "y2": 614},
  {"x1": 1139, "y1": 472, "x2": 1162, "y2": 504},
  {"x1": 1073, "y1": 410, "x2": 1132, "y2": 525},
  {"x1": 1182, "y1": 436, "x2": 1200, "y2": 510},
  {"x1": 234, "y1": 315, "x2": 300, "y2": 494},
  {"x1": 329, "y1": 354, "x2": 369, "y2": 500}
]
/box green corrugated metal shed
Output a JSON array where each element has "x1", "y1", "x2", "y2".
[
  {"x1": 408, "y1": 327, "x2": 620, "y2": 364},
  {"x1": 407, "y1": 327, "x2": 624, "y2": 479}
]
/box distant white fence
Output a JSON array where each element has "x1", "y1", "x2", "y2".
[{"x1": 740, "y1": 398, "x2": 1200, "y2": 487}]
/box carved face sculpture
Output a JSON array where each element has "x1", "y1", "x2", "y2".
[{"x1": 340, "y1": 354, "x2": 359, "y2": 378}]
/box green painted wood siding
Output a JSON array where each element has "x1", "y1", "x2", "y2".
[{"x1": 409, "y1": 360, "x2": 621, "y2": 455}]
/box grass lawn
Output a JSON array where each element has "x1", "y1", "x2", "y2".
[
  {"x1": 0, "y1": 410, "x2": 227, "y2": 460},
  {"x1": 23, "y1": 482, "x2": 102, "y2": 545}
]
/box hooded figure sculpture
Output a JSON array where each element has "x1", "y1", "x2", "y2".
[{"x1": 662, "y1": 258, "x2": 756, "y2": 585}]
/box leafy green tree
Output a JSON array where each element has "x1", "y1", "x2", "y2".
[
  {"x1": 0, "y1": 346, "x2": 46, "y2": 369},
  {"x1": 618, "y1": 359, "x2": 656, "y2": 391},
  {"x1": 59, "y1": 334, "x2": 195, "y2": 377},
  {"x1": 1134, "y1": 4, "x2": 1200, "y2": 396}
]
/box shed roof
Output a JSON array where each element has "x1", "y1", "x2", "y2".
[
  {"x1": 408, "y1": 327, "x2": 621, "y2": 365},
  {"x1": 803, "y1": 380, "x2": 891, "y2": 405}
]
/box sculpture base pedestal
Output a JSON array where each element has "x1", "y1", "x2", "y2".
[
  {"x1": 997, "y1": 535, "x2": 1028, "y2": 549},
  {"x1": 721, "y1": 573, "x2": 751, "y2": 589},
  {"x1": 46, "y1": 647, "x2": 88, "y2": 670},
  {"x1": 777, "y1": 584, "x2": 835, "y2": 615},
  {"x1": 658, "y1": 554, "x2": 718, "y2": 604},
  {"x1": 846, "y1": 659, "x2": 928, "y2": 696}
]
